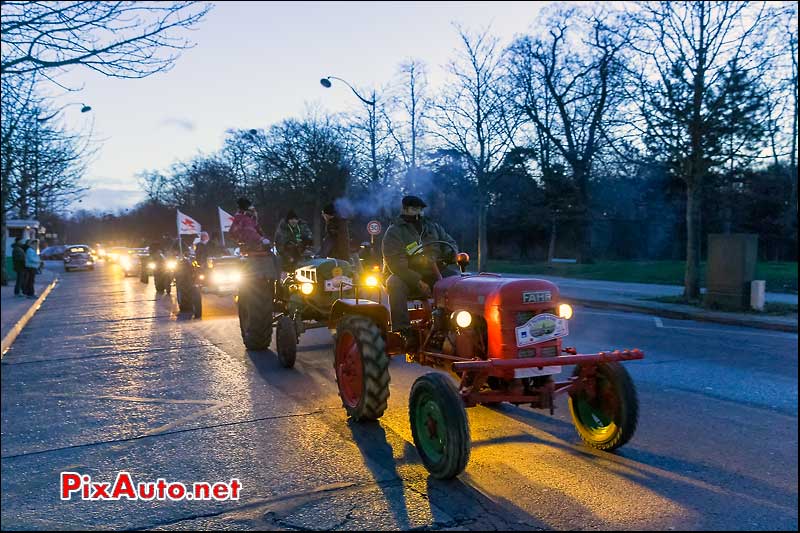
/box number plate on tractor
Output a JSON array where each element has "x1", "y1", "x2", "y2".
[
  {"x1": 515, "y1": 313, "x2": 569, "y2": 348},
  {"x1": 324, "y1": 276, "x2": 352, "y2": 291}
]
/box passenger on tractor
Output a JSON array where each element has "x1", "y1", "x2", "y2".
[
  {"x1": 382, "y1": 195, "x2": 460, "y2": 351},
  {"x1": 319, "y1": 202, "x2": 352, "y2": 262},
  {"x1": 229, "y1": 197, "x2": 271, "y2": 251},
  {"x1": 274, "y1": 209, "x2": 313, "y2": 270}
]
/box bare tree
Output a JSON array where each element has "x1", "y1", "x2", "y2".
[
  {"x1": 506, "y1": 6, "x2": 629, "y2": 263},
  {"x1": 626, "y1": 1, "x2": 778, "y2": 299},
  {"x1": 430, "y1": 25, "x2": 520, "y2": 271},
  {"x1": 387, "y1": 59, "x2": 431, "y2": 192},
  {"x1": 1, "y1": 1, "x2": 211, "y2": 79}
]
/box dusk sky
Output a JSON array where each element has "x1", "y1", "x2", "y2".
[{"x1": 45, "y1": 1, "x2": 552, "y2": 213}]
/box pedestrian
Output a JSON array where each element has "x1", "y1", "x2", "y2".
[
  {"x1": 24, "y1": 238, "x2": 42, "y2": 299},
  {"x1": 12, "y1": 237, "x2": 27, "y2": 297}
]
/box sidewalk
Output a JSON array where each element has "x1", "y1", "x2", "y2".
[
  {"x1": 500, "y1": 273, "x2": 798, "y2": 333},
  {"x1": 1, "y1": 268, "x2": 58, "y2": 348}
]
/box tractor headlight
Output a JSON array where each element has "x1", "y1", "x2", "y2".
[
  {"x1": 559, "y1": 303, "x2": 573, "y2": 320},
  {"x1": 198, "y1": 274, "x2": 205, "y2": 280},
  {"x1": 147, "y1": 261, "x2": 156, "y2": 270},
  {"x1": 166, "y1": 260, "x2": 177, "y2": 271},
  {"x1": 120, "y1": 257, "x2": 131, "y2": 269},
  {"x1": 452, "y1": 310, "x2": 472, "y2": 328},
  {"x1": 300, "y1": 282, "x2": 314, "y2": 295},
  {"x1": 364, "y1": 274, "x2": 379, "y2": 287}
]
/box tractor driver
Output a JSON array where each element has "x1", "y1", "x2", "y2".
[
  {"x1": 274, "y1": 209, "x2": 313, "y2": 270},
  {"x1": 382, "y1": 195, "x2": 459, "y2": 350}
]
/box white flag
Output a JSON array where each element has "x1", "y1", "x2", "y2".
[
  {"x1": 177, "y1": 209, "x2": 201, "y2": 235},
  {"x1": 218, "y1": 207, "x2": 234, "y2": 233}
]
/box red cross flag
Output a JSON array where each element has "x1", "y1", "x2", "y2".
[
  {"x1": 218, "y1": 207, "x2": 234, "y2": 233},
  {"x1": 177, "y1": 209, "x2": 201, "y2": 235}
]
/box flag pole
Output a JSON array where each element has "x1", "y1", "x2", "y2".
[
  {"x1": 177, "y1": 210, "x2": 183, "y2": 255},
  {"x1": 219, "y1": 208, "x2": 226, "y2": 248}
]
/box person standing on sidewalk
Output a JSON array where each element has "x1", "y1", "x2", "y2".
[
  {"x1": 12, "y1": 237, "x2": 27, "y2": 297},
  {"x1": 24, "y1": 239, "x2": 41, "y2": 299}
]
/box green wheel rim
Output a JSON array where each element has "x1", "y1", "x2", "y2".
[
  {"x1": 414, "y1": 393, "x2": 447, "y2": 463},
  {"x1": 575, "y1": 375, "x2": 617, "y2": 437}
]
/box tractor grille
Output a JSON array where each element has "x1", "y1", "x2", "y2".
[
  {"x1": 519, "y1": 346, "x2": 559, "y2": 358},
  {"x1": 516, "y1": 309, "x2": 557, "y2": 326}
]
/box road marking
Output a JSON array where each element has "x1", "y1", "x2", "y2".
[{"x1": 654, "y1": 317, "x2": 664, "y2": 328}]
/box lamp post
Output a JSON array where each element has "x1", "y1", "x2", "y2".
[
  {"x1": 32, "y1": 103, "x2": 92, "y2": 217},
  {"x1": 36, "y1": 102, "x2": 92, "y2": 122},
  {"x1": 320, "y1": 76, "x2": 378, "y2": 183}
]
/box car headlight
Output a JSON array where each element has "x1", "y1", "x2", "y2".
[
  {"x1": 364, "y1": 274, "x2": 379, "y2": 287},
  {"x1": 148, "y1": 262, "x2": 156, "y2": 270},
  {"x1": 212, "y1": 271, "x2": 224, "y2": 284},
  {"x1": 452, "y1": 310, "x2": 472, "y2": 328},
  {"x1": 166, "y1": 260, "x2": 177, "y2": 270},
  {"x1": 558, "y1": 303, "x2": 573, "y2": 320},
  {"x1": 300, "y1": 282, "x2": 314, "y2": 295},
  {"x1": 229, "y1": 271, "x2": 242, "y2": 283},
  {"x1": 198, "y1": 274, "x2": 205, "y2": 280},
  {"x1": 120, "y1": 258, "x2": 131, "y2": 268}
]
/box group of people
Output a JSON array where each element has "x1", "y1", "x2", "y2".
[
  {"x1": 229, "y1": 198, "x2": 351, "y2": 270},
  {"x1": 228, "y1": 194, "x2": 459, "y2": 349},
  {"x1": 11, "y1": 237, "x2": 42, "y2": 299}
]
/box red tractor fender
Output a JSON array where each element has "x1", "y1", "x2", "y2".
[{"x1": 328, "y1": 298, "x2": 390, "y2": 333}]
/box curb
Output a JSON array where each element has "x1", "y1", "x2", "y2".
[
  {"x1": 562, "y1": 296, "x2": 797, "y2": 333},
  {"x1": 1, "y1": 276, "x2": 59, "y2": 357}
]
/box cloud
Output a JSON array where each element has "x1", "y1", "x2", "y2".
[
  {"x1": 159, "y1": 117, "x2": 196, "y2": 131},
  {"x1": 68, "y1": 188, "x2": 147, "y2": 214}
]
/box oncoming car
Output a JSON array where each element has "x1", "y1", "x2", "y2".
[
  {"x1": 118, "y1": 248, "x2": 146, "y2": 277},
  {"x1": 63, "y1": 245, "x2": 95, "y2": 272},
  {"x1": 202, "y1": 256, "x2": 243, "y2": 295}
]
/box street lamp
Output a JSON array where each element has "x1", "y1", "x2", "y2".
[
  {"x1": 320, "y1": 75, "x2": 378, "y2": 182},
  {"x1": 36, "y1": 102, "x2": 92, "y2": 122}
]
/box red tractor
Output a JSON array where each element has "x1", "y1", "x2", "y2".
[{"x1": 328, "y1": 242, "x2": 643, "y2": 479}]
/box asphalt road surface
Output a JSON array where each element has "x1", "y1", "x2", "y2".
[{"x1": 2, "y1": 263, "x2": 797, "y2": 530}]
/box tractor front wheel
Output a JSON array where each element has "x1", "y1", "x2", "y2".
[
  {"x1": 568, "y1": 362, "x2": 638, "y2": 451},
  {"x1": 237, "y1": 277, "x2": 274, "y2": 350},
  {"x1": 276, "y1": 315, "x2": 297, "y2": 368},
  {"x1": 333, "y1": 315, "x2": 389, "y2": 421},
  {"x1": 409, "y1": 372, "x2": 471, "y2": 479}
]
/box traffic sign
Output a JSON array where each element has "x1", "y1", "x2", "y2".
[{"x1": 367, "y1": 220, "x2": 382, "y2": 235}]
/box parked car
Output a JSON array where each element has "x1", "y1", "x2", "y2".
[
  {"x1": 40, "y1": 245, "x2": 66, "y2": 260},
  {"x1": 63, "y1": 244, "x2": 95, "y2": 272}
]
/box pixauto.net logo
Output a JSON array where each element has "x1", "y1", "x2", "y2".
[{"x1": 60, "y1": 472, "x2": 242, "y2": 502}]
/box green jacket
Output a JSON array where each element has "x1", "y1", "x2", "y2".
[
  {"x1": 381, "y1": 216, "x2": 458, "y2": 288},
  {"x1": 274, "y1": 219, "x2": 312, "y2": 255}
]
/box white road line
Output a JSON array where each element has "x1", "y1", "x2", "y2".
[{"x1": 654, "y1": 317, "x2": 664, "y2": 328}]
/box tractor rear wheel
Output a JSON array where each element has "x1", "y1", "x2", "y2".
[
  {"x1": 409, "y1": 372, "x2": 471, "y2": 479},
  {"x1": 238, "y1": 277, "x2": 273, "y2": 350},
  {"x1": 568, "y1": 362, "x2": 638, "y2": 451},
  {"x1": 276, "y1": 315, "x2": 297, "y2": 368},
  {"x1": 334, "y1": 315, "x2": 389, "y2": 421}
]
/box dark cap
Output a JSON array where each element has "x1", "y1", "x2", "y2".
[
  {"x1": 322, "y1": 203, "x2": 336, "y2": 216},
  {"x1": 402, "y1": 195, "x2": 427, "y2": 208},
  {"x1": 237, "y1": 197, "x2": 252, "y2": 210},
  {"x1": 286, "y1": 209, "x2": 298, "y2": 220}
]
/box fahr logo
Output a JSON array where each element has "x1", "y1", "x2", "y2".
[{"x1": 522, "y1": 291, "x2": 552, "y2": 304}]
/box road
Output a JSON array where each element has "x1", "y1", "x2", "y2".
[{"x1": 1, "y1": 263, "x2": 797, "y2": 530}]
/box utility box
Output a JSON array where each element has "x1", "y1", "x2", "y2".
[{"x1": 705, "y1": 234, "x2": 758, "y2": 310}]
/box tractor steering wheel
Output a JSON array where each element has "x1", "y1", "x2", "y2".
[{"x1": 407, "y1": 240, "x2": 459, "y2": 262}]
